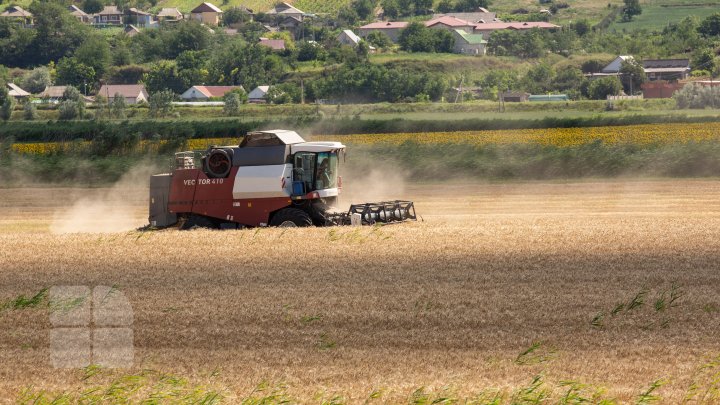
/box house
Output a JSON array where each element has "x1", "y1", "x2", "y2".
[
  {"x1": 336, "y1": 29, "x2": 375, "y2": 51},
  {"x1": 7, "y1": 83, "x2": 30, "y2": 99},
  {"x1": 94, "y1": 6, "x2": 123, "y2": 25},
  {"x1": 501, "y1": 91, "x2": 530, "y2": 102},
  {"x1": 259, "y1": 37, "x2": 286, "y2": 51},
  {"x1": 432, "y1": 10, "x2": 499, "y2": 24},
  {"x1": 124, "y1": 25, "x2": 141, "y2": 37},
  {"x1": 451, "y1": 29, "x2": 486, "y2": 55},
  {"x1": 0, "y1": 6, "x2": 33, "y2": 26},
  {"x1": 266, "y1": 2, "x2": 305, "y2": 21},
  {"x1": 157, "y1": 7, "x2": 183, "y2": 22},
  {"x1": 601, "y1": 55, "x2": 634, "y2": 74},
  {"x1": 425, "y1": 16, "x2": 476, "y2": 34},
  {"x1": 190, "y1": 2, "x2": 222, "y2": 25},
  {"x1": 97, "y1": 84, "x2": 148, "y2": 105},
  {"x1": 278, "y1": 15, "x2": 303, "y2": 38},
  {"x1": 643, "y1": 59, "x2": 691, "y2": 82},
  {"x1": 473, "y1": 21, "x2": 560, "y2": 36},
  {"x1": 358, "y1": 21, "x2": 408, "y2": 42},
  {"x1": 248, "y1": 86, "x2": 270, "y2": 103},
  {"x1": 39, "y1": 86, "x2": 69, "y2": 102},
  {"x1": 127, "y1": 8, "x2": 154, "y2": 27},
  {"x1": 181, "y1": 85, "x2": 245, "y2": 100},
  {"x1": 68, "y1": 5, "x2": 90, "y2": 23}
]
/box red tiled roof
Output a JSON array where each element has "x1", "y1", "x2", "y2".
[
  {"x1": 359, "y1": 21, "x2": 409, "y2": 29},
  {"x1": 425, "y1": 16, "x2": 474, "y2": 27},
  {"x1": 474, "y1": 22, "x2": 560, "y2": 30},
  {"x1": 193, "y1": 86, "x2": 244, "y2": 98}
]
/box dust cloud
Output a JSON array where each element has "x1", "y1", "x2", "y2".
[
  {"x1": 50, "y1": 164, "x2": 156, "y2": 234},
  {"x1": 337, "y1": 161, "x2": 409, "y2": 210}
]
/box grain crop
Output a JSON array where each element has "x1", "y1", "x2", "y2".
[{"x1": 2, "y1": 179, "x2": 720, "y2": 403}]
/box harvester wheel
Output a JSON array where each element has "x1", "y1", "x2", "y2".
[{"x1": 270, "y1": 208, "x2": 312, "y2": 227}]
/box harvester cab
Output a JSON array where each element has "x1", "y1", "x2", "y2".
[{"x1": 149, "y1": 130, "x2": 416, "y2": 229}]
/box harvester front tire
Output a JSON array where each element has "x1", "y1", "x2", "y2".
[
  {"x1": 270, "y1": 208, "x2": 312, "y2": 227},
  {"x1": 181, "y1": 215, "x2": 217, "y2": 230}
]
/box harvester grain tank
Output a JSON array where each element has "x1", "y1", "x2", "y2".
[{"x1": 149, "y1": 130, "x2": 416, "y2": 228}]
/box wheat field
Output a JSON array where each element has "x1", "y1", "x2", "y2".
[{"x1": 2, "y1": 179, "x2": 720, "y2": 403}]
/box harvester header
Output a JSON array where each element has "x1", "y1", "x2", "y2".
[{"x1": 148, "y1": 130, "x2": 416, "y2": 229}]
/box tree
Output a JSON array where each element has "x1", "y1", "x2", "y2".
[
  {"x1": 110, "y1": 93, "x2": 127, "y2": 118},
  {"x1": 75, "y1": 35, "x2": 112, "y2": 78},
  {"x1": 223, "y1": 7, "x2": 252, "y2": 26},
  {"x1": 399, "y1": 22, "x2": 436, "y2": 52},
  {"x1": 622, "y1": 0, "x2": 641, "y2": 22},
  {"x1": 692, "y1": 48, "x2": 716, "y2": 73},
  {"x1": 366, "y1": 31, "x2": 392, "y2": 48},
  {"x1": 143, "y1": 60, "x2": 186, "y2": 94},
  {"x1": 267, "y1": 83, "x2": 301, "y2": 104},
  {"x1": 21, "y1": 67, "x2": 51, "y2": 94},
  {"x1": 28, "y1": 2, "x2": 90, "y2": 66},
  {"x1": 353, "y1": 0, "x2": 377, "y2": 20},
  {"x1": 552, "y1": 67, "x2": 587, "y2": 99},
  {"x1": 83, "y1": 0, "x2": 104, "y2": 14},
  {"x1": 587, "y1": 76, "x2": 622, "y2": 100},
  {"x1": 0, "y1": 85, "x2": 13, "y2": 121},
  {"x1": 62, "y1": 86, "x2": 85, "y2": 119},
  {"x1": 522, "y1": 63, "x2": 555, "y2": 94},
  {"x1": 23, "y1": 102, "x2": 37, "y2": 120},
  {"x1": 413, "y1": 0, "x2": 432, "y2": 14},
  {"x1": 698, "y1": 12, "x2": 720, "y2": 37},
  {"x1": 148, "y1": 90, "x2": 175, "y2": 117},
  {"x1": 381, "y1": 0, "x2": 400, "y2": 19},
  {"x1": 618, "y1": 59, "x2": 646, "y2": 95},
  {"x1": 165, "y1": 21, "x2": 212, "y2": 59},
  {"x1": 437, "y1": 0, "x2": 453, "y2": 13},
  {"x1": 223, "y1": 89, "x2": 246, "y2": 116},
  {"x1": 55, "y1": 57, "x2": 95, "y2": 89},
  {"x1": 208, "y1": 42, "x2": 285, "y2": 89},
  {"x1": 455, "y1": 0, "x2": 489, "y2": 12}
]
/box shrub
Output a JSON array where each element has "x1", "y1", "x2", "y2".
[
  {"x1": 23, "y1": 102, "x2": 37, "y2": 120},
  {"x1": 148, "y1": 90, "x2": 176, "y2": 118},
  {"x1": 674, "y1": 83, "x2": 720, "y2": 109}
]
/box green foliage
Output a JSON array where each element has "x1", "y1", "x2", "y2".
[
  {"x1": 0, "y1": 96, "x2": 14, "y2": 121},
  {"x1": 75, "y1": 35, "x2": 112, "y2": 78},
  {"x1": 148, "y1": 90, "x2": 176, "y2": 118},
  {"x1": 23, "y1": 102, "x2": 37, "y2": 121},
  {"x1": 111, "y1": 93, "x2": 128, "y2": 119},
  {"x1": 58, "y1": 100, "x2": 81, "y2": 120},
  {"x1": 21, "y1": 67, "x2": 51, "y2": 94},
  {"x1": 26, "y1": 2, "x2": 90, "y2": 66},
  {"x1": 267, "y1": 83, "x2": 301, "y2": 104},
  {"x1": 55, "y1": 57, "x2": 96, "y2": 89},
  {"x1": 208, "y1": 41, "x2": 285, "y2": 89},
  {"x1": 587, "y1": 76, "x2": 622, "y2": 100},
  {"x1": 480, "y1": 69, "x2": 519, "y2": 100},
  {"x1": 674, "y1": 83, "x2": 720, "y2": 109},
  {"x1": 618, "y1": 59, "x2": 646, "y2": 95},
  {"x1": 83, "y1": 0, "x2": 104, "y2": 14},
  {"x1": 521, "y1": 63, "x2": 555, "y2": 94},
  {"x1": 621, "y1": 0, "x2": 642, "y2": 22},
  {"x1": 698, "y1": 12, "x2": 720, "y2": 37},
  {"x1": 691, "y1": 48, "x2": 716, "y2": 73},
  {"x1": 488, "y1": 29, "x2": 546, "y2": 58},
  {"x1": 223, "y1": 88, "x2": 247, "y2": 116},
  {"x1": 398, "y1": 22, "x2": 454, "y2": 53},
  {"x1": 143, "y1": 60, "x2": 187, "y2": 94},
  {"x1": 223, "y1": 6, "x2": 253, "y2": 26},
  {"x1": 365, "y1": 31, "x2": 392, "y2": 49}
]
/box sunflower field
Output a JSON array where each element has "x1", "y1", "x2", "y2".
[{"x1": 8, "y1": 123, "x2": 720, "y2": 156}]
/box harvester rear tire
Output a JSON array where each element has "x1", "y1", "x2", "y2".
[
  {"x1": 181, "y1": 215, "x2": 218, "y2": 230},
  {"x1": 270, "y1": 208, "x2": 312, "y2": 227}
]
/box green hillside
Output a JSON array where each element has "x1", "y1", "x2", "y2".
[{"x1": 608, "y1": 0, "x2": 720, "y2": 32}]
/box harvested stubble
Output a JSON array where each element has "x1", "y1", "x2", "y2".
[{"x1": 2, "y1": 180, "x2": 720, "y2": 403}]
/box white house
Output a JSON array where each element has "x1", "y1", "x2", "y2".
[
  {"x1": 248, "y1": 85, "x2": 270, "y2": 103},
  {"x1": 602, "y1": 56, "x2": 635, "y2": 74}
]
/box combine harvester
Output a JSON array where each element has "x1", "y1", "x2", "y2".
[{"x1": 148, "y1": 130, "x2": 417, "y2": 229}]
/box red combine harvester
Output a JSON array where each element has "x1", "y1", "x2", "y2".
[{"x1": 148, "y1": 130, "x2": 417, "y2": 229}]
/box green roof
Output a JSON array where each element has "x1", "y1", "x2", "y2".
[{"x1": 453, "y1": 29, "x2": 487, "y2": 45}]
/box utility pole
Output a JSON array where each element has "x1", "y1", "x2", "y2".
[{"x1": 300, "y1": 79, "x2": 305, "y2": 104}]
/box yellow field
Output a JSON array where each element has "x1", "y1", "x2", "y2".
[
  {"x1": 11, "y1": 122, "x2": 720, "y2": 155},
  {"x1": 2, "y1": 179, "x2": 720, "y2": 403}
]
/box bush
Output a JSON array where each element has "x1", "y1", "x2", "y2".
[
  {"x1": 223, "y1": 89, "x2": 247, "y2": 116},
  {"x1": 23, "y1": 102, "x2": 37, "y2": 120},
  {"x1": 148, "y1": 90, "x2": 175, "y2": 118},
  {"x1": 58, "y1": 100, "x2": 80, "y2": 120},
  {"x1": 0, "y1": 97, "x2": 15, "y2": 121},
  {"x1": 674, "y1": 83, "x2": 720, "y2": 109},
  {"x1": 587, "y1": 76, "x2": 622, "y2": 100}
]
